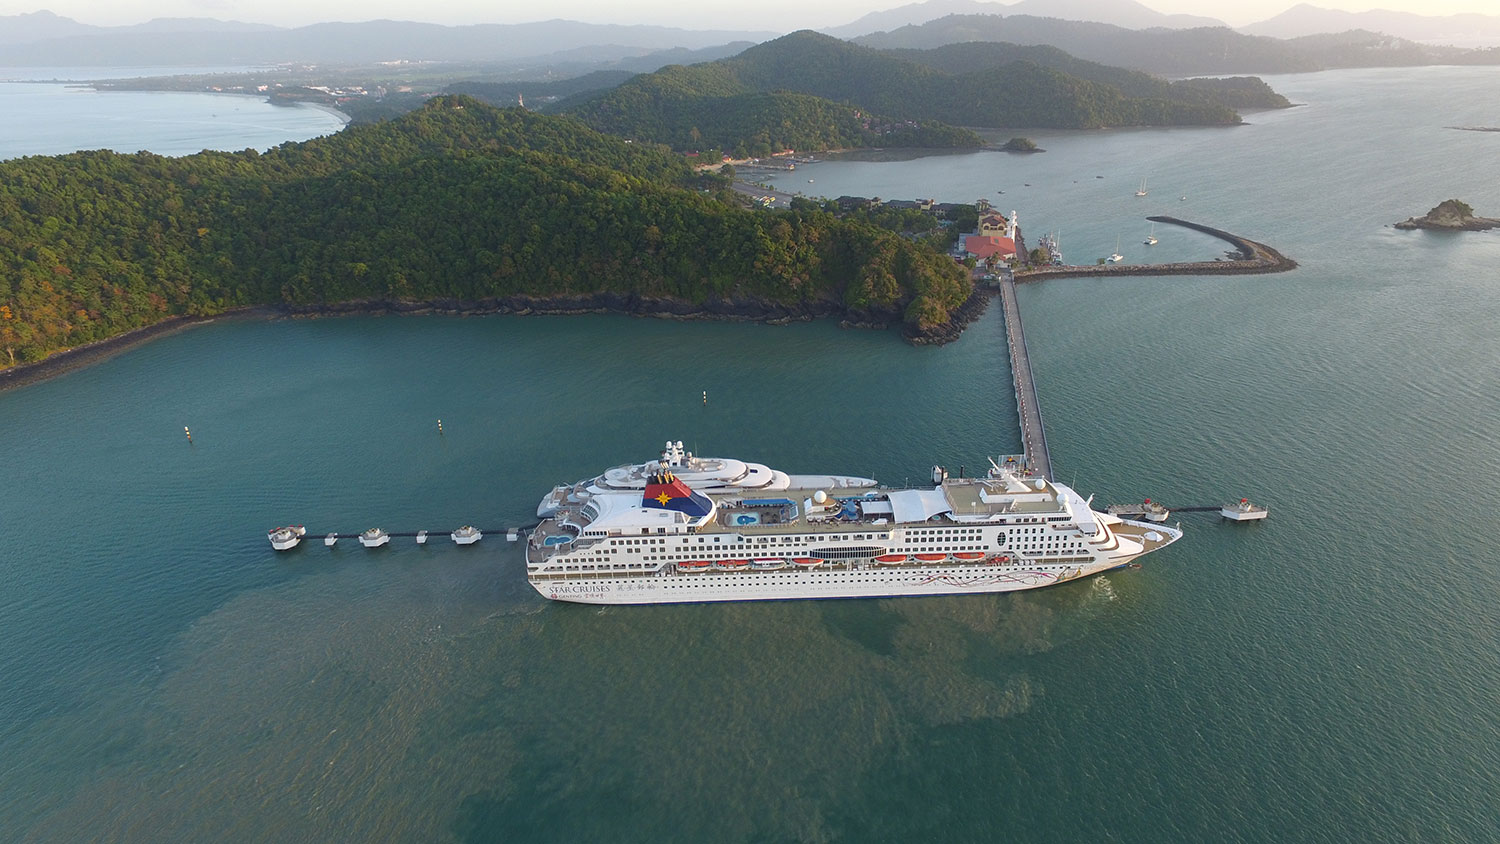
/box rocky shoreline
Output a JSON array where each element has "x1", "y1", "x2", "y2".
[
  {"x1": 0, "y1": 310, "x2": 270, "y2": 394},
  {"x1": 0, "y1": 218, "x2": 1284, "y2": 393},
  {"x1": 0, "y1": 291, "x2": 988, "y2": 392}
]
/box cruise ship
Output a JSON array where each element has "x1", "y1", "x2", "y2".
[
  {"x1": 526, "y1": 455, "x2": 1181, "y2": 605},
  {"x1": 536, "y1": 440, "x2": 877, "y2": 518}
]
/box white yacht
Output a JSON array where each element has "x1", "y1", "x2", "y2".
[
  {"x1": 268, "y1": 525, "x2": 305, "y2": 551},
  {"x1": 1106, "y1": 236, "x2": 1124, "y2": 263},
  {"x1": 359, "y1": 528, "x2": 391, "y2": 548},
  {"x1": 526, "y1": 453, "x2": 1182, "y2": 605},
  {"x1": 1221, "y1": 499, "x2": 1269, "y2": 521},
  {"x1": 451, "y1": 525, "x2": 483, "y2": 545},
  {"x1": 537, "y1": 440, "x2": 877, "y2": 519},
  {"x1": 1135, "y1": 177, "x2": 1148, "y2": 197},
  {"x1": 1144, "y1": 223, "x2": 1158, "y2": 246}
]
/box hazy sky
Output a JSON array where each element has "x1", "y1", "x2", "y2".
[{"x1": 6, "y1": 1, "x2": 1499, "y2": 30}]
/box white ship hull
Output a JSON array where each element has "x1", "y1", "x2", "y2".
[
  {"x1": 526, "y1": 454, "x2": 1183, "y2": 606},
  {"x1": 533, "y1": 556, "x2": 1142, "y2": 605}
]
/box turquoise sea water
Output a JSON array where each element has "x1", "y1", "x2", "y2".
[{"x1": 2, "y1": 67, "x2": 1500, "y2": 842}]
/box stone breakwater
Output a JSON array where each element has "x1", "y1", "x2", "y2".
[{"x1": 1014, "y1": 216, "x2": 1297, "y2": 282}]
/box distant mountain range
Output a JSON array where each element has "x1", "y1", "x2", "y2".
[
  {"x1": 3, "y1": 4, "x2": 1498, "y2": 73},
  {"x1": 822, "y1": 0, "x2": 1223, "y2": 38},
  {"x1": 0, "y1": 10, "x2": 276, "y2": 45},
  {"x1": 855, "y1": 14, "x2": 1500, "y2": 76},
  {"x1": 0, "y1": 11, "x2": 777, "y2": 65},
  {"x1": 1241, "y1": 4, "x2": 1500, "y2": 47}
]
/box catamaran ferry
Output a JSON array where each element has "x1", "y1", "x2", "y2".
[{"x1": 526, "y1": 453, "x2": 1181, "y2": 605}]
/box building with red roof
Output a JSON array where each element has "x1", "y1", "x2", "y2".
[{"x1": 963, "y1": 234, "x2": 1017, "y2": 261}]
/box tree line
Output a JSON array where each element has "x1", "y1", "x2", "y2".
[{"x1": 0, "y1": 96, "x2": 971, "y2": 368}]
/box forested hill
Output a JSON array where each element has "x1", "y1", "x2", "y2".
[
  {"x1": 562, "y1": 58, "x2": 985, "y2": 157},
  {"x1": 567, "y1": 30, "x2": 1257, "y2": 149},
  {"x1": 883, "y1": 42, "x2": 1291, "y2": 110},
  {"x1": 0, "y1": 96, "x2": 971, "y2": 370}
]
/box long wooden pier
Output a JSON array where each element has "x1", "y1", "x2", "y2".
[{"x1": 998, "y1": 275, "x2": 1052, "y2": 481}]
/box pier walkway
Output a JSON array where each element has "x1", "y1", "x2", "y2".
[{"x1": 998, "y1": 275, "x2": 1052, "y2": 481}]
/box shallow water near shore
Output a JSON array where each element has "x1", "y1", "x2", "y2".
[{"x1": 3, "y1": 67, "x2": 1500, "y2": 842}]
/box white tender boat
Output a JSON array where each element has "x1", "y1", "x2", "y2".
[
  {"x1": 1142, "y1": 498, "x2": 1170, "y2": 522},
  {"x1": 451, "y1": 525, "x2": 483, "y2": 545},
  {"x1": 1221, "y1": 499, "x2": 1269, "y2": 521},
  {"x1": 268, "y1": 525, "x2": 305, "y2": 551},
  {"x1": 324, "y1": 532, "x2": 338, "y2": 547},
  {"x1": 416, "y1": 530, "x2": 428, "y2": 545},
  {"x1": 360, "y1": 528, "x2": 391, "y2": 548}
]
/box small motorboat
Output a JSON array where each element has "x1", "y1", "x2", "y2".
[
  {"x1": 416, "y1": 530, "x2": 428, "y2": 545},
  {"x1": 451, "y1": 525, "x2": 482, "y2": 545},
  {"x1": 1142, "y1": 498, "x2": 1171, "y2": 522},
  {"x1": 1221, "y1": 498, "x2": 1269, "y2": 521},
  {"x1": 267, "y1": 525, "x2": 305, "y2": 551},
  {"x1": 359, "y1": 528, "x2": 390, "y2": 548},
  {"x1": 324, "y1": 532, "x2": 338, "y2": 547},
  {"x1": 873, "y1": 553, "x2": 908, "y2": 565}
]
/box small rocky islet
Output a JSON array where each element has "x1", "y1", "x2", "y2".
[{"x1": 1394, "y1": 199, "x2": 1500, "y2": 231}]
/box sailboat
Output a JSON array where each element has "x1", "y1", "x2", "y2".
[
  {"x1": 1144, "y1": 223, "x2": 1158, "y2": 246},
  {"x1": 1106, "y1": 236, "x2": 1123, "y2": 263},
  {"x1": 1135, "y1": 177, "x2": 1148, "y2": 197}
]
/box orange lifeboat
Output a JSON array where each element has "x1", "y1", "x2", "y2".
[
  {"x1": 915, "y1": 553, "x2": 948, "y2": 563},
  {"x1": 790, "y1": 557, "x2": 824, "y2": 568},
  {"x1": 714, "y1": 559, "x2": 750, "y2": 571},
  {"x1": 952, "y1": 552, "x2": 985, "y2": 561},
  {"x1": 873, "y1": 553, "x2": 908, "y2": 565},
  {"x1": 679, "y1": 560, "x2": 710, "y2": 573},
  {"x1": 751, "y1": 558, "x2": 787, "y2": 570}
]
